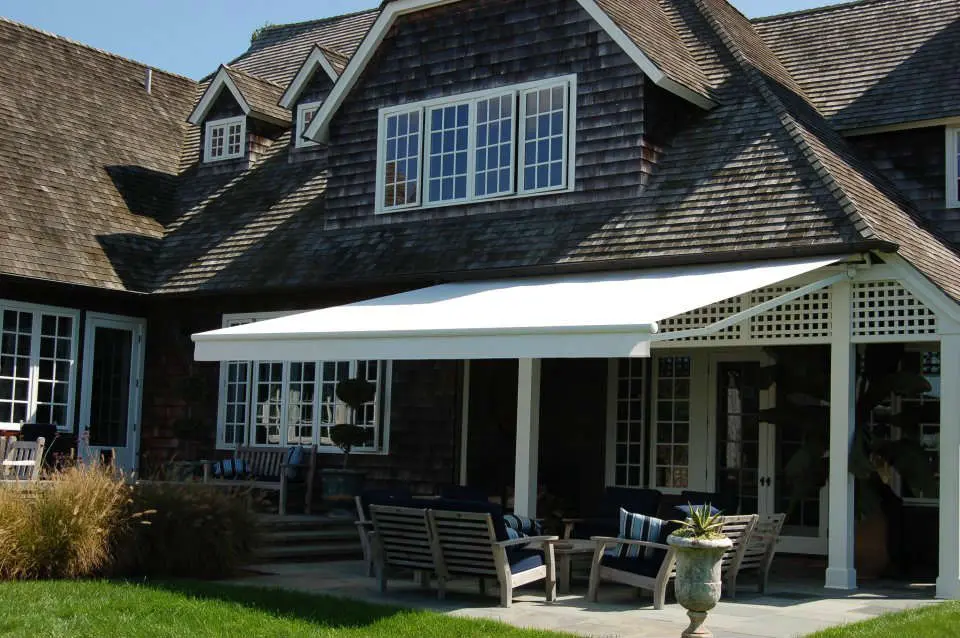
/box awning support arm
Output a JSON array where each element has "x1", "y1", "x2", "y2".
[{"x1": 651, "y1": 270, "x2": 851, "y2": 342}]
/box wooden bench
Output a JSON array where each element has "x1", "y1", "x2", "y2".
[
  {"x1": 1, "y1": 436, "x2": 45, "y2": 481},
  {"x1": 201, "y1": 444, "x2": 316, "y2": 515}
]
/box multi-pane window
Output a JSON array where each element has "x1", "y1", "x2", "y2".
[
  {"x1": 897, "y1": 350, "x2": 941, "y2": 500},
  {"x1": 377, "y1": 76, "x2": 574, "y2": 212},
  {"x1": 204, "y1": 116, "x2": 246, "y2": 162},
  {"x1": 216, "y1": 315, "x2": 390, "y2": 452},
  {"x1": 426, "y1": 103, "x2": 470, "y2": 203},
  {"x1": 520, "y1": 84, "x2": 568, "y2": 192},
  {"x1": 613, "y1": 358, "x2": 647, "y2": 488},
  {"x1": 652, "y1": 355, "x2": 691, "y2": 489},
  {"x1": 296, "y1": 102, "x2": 320, "y2": 149},
  {"x1": 382, "y1": 110, "x2": 422, "y2": 209},
  {"x1": 0, "y1": 302, "x2": 78, "y2": 430},
  {"x1": 948, "y1": 127, "x2": 960, "y2": 208}
]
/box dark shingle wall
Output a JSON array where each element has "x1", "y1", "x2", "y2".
[{"x1": 324, "y1": 0, "x2": 649, "y2": 229}]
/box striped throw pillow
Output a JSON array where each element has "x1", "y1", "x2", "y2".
[
  {"x1": 618, "y1": 508, "x2": 665, "y2": 560},
  {"x1": 503, "y1": 514, "x2": 543, "y2": 538}
]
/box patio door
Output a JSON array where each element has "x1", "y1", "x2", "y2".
[
  {"x1": 78, "y1": 314, "x2": 145, "y2": 473},
  {"x1": 710, "y1": 352, "x2": 827, "y2": 554}
]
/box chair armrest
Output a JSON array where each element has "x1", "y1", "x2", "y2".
[
  {"x1": 561, "y1": 517, "x2": 584, "y2": 524},
  {"x1": 590, "y1": 536, "x2": 671, "y2": 551},
  {"x1": 494, "y1": 534, "x2": 559, "y2": 548},
  {"x1": 355, "y1": 520, "x2": 374, "y2": 528}
]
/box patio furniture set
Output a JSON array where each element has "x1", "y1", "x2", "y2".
[{"x1": 354, "y1": 486, "x2": 786, "y2": 608}]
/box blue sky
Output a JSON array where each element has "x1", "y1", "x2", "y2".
[{"x1": 0, "y1": 0, "x2": 847, "y2": 79}]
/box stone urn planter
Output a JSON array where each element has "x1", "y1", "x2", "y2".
[{"x1": 667, "y1": 530, "x2": 732, "y2": 637}]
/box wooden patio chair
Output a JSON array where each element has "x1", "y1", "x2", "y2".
[
  {"x1": 716, "y1": 514, "x2": 759, "y2": 597},
  {"x1": 724, "y1": 513, "x2": 785, "y2": 598},
  {"x1": 368, "y1": 504, "x2": 437, "y2": 594},
  {"x1": 427, "y1": 507, "x2": 558, "y2": 607},
  {"x1": 355, "y1": 488, "x2": 413, "y2": 577},
  {"x1": 1, "y1": 436, "x2": 45, "y2": 482},
  {"x1": 587, "y1": 534, "x2": 677, "y2": 609}
]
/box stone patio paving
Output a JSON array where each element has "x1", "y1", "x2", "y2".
[{"x1": 227, "y1": 559, "x2": 939, "y2": 638}]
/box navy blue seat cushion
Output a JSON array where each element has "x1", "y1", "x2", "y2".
[
  {"x1": 438, "y1": 484, "x2": 490, "y2": 502},
  {"x1": 508, "y1": 548, "x2": 545, "y2": 574},
  {"x1": 599, "y1": 553, "x2": 664, "y2": 578}
]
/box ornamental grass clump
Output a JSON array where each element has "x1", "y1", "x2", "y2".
[
  {"x1": 670, "y1": 503, "x2": 725, "y2": 540},
  {"x1": 0, "y1": 465, "x2": 130, "y2": 580}
]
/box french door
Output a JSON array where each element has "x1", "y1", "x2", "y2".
[
  {"x1": 78, "y1": 314, "x2": 145, "y2": 473},
  {"x1": 709, "y1": 352, "x2": 827, "y2": 555}
]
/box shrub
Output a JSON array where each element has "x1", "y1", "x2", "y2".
[
  {"x1": 113, "y1": 482, "x2": 260, "y2": 579},
  {"x1": 0, "y1": 465, "x2": 130, "y2": 580}
]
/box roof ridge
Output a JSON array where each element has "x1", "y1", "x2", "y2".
[
  {"x1": 751, "y1": 0, "x2": 885, "y2": 23},
  {"x1": 252, "y1": 7, "x2": 380, "y2": 43},
  {"x1": 692, "y1": 0, "x2": 877, "y2": 240},
  {"x1": 0, "y1": 15, "x2": 196, "y2": 84},
  {"x1": 222, "y1": 64, "x2": 285, "y2": 89}
]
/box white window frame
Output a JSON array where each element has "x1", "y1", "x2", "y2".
[
  {"x1": 204, "y1": 115, "x2": 246, "y2": 163},
  {"x1": 649, "y1": 352, "x2": 695, "y2": 494},
  {"x1": 605, "y1": 358, "x2": 648, "y2": 488},
  {"x1": 215, "y1": 312, "x2": 392, "y2": 454},
  {"x1": 0, "y1": 300, "x2": 80, "y2": 432},
  {"x1": 375, "y1": 74, "x2": 576, "y2": 214},
  {"x1": 518, "y1": 81, "x2": 572, "y2": 195},
  {"x1": 295, "y1": 102, "x2": 322, "y2": 149},
  {"x1": 946, "y1": 126, "x2": 960, "y2": 208}
]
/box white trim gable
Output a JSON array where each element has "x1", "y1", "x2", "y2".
[
  {"x1": 947, "y1": 126, "x2": 960, "y2": 209},
  {"x1": 279, "y1": 45, "x2": 341, "y2": 110},
  {"x1": 303, "y1": 0, "x2": 716, "y2": 143},
  {"x1": 188, "y1": 66, "x2": 251, "y2": 126}
]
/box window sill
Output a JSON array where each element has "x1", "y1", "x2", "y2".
[{"x1": 375, "y1": 183, "x2": 574, "y2": 215}]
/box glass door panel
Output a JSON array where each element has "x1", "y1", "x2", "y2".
[
  {"x1": 88, "y1": 327, "x2": 132, "y2": 448},
  {"x1": 715, "y1": 362, "x2": 762, "y2": 515}
]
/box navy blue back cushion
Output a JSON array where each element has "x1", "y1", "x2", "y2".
[
  {"x1": 680, "y1": 490, "x2": 736, "y2": 515},
  {"x1": 438, "y1": 484, "x2": 489, "y2": 502},
  {"x1": 359, "y1": 487, "x2": 413, "y2": 519},
  {"x1": 600, "y1": 488, "x2": 662, "y2": 518}
]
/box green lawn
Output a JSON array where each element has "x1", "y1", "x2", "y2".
[
  {"x1": 0, "y1": 581, "x2": 572, "y2": 638},
  {"x1": 805, "y1": 602, "x2": 960, "y2": 638}
]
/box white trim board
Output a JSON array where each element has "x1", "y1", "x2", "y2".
[
  {"x1": 303, "y1": 0, "x2": 716, "y2": 143},
  {"x1": 188, "y1": 67, "x2": 251, "y2": 125},
  {"x1": 279, "y1": 46, "x2": 342, "y2": 110}
]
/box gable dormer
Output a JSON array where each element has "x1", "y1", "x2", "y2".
[
  {"x1": 279, "y1": 45, "x2": 347, "y2": 149},
  {"x1": 188, "y1": 65, "x2": 291, "y2": 164}
]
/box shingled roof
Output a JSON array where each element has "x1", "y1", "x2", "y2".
[
  {"x1": 223, "y1": 66, "x2": 290, "y2": 124},
  {"x1": 754, "y1": 0, "x2": 960, "y2": 131},
  {"x1": 0, "y1": 17, "x2": 197, "y2": 292}
]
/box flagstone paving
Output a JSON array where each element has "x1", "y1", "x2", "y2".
[{"x1": 228, "y1": 560, "x2": 938, "y2": 638}]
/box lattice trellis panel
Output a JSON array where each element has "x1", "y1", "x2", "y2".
[
  {"x1": 659, "y1": 296, "x2": 743, "y2": 341},
  {"x1": 749, "y1": 287, "x2": 832, "y2": 341},
  {"x1": 852, "y1": 281, "x2": 937, "y2": 338}
]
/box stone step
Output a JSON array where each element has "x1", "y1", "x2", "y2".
[
  {"x1": 258, "y1": 514, "x2": 357, "y2": 531},
  {"x1": 261, "y1": 528, "x2": 359, "y2": 544},
  {"x1": 253, "y1": 541, "x2": 362, "y2": 562}
]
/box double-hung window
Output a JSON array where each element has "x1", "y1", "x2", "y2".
[
  {"x1": 376, "y1": 75, "x2": 575, "y2": 212},
  {"x1": 296, "y1": 102, "x2": 321, "y2": 149},
  {"x1": 947, "y1": 126, "x2": 960, "y2": 208},
  {"x1": 204, "y1": 115, "x2": 246, "y2": 162},
  {"x1": 0, "y1": 301, "x2": 79, "y2": 431},
  {"x1": 217, "y1": 314, "x2": 391, "y2": 452}
]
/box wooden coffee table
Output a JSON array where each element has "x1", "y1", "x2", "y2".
[{"x1": 551, "y1": 539, "x2": 597, "y2": 594}]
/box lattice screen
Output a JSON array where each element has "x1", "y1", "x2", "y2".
[
  {"x1": 749, "y1": 287, "x2": 832, "y2": 341},
  {"x1": 852, "y1": 281, "x2": 937, "y2": 338},
  {"x1": 659, "y1": 296, "x2": 743, "y2": 341}
]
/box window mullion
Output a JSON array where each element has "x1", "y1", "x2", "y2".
[{"x1": 509, "y1": 91, "x2": 519, "y2": 195}]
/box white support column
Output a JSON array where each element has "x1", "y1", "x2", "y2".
[
  {"x1": 937, "y1": 334, "x2": 960, "y2": 599},
  {"x1": 514, "y1": 358, "x2": 541, "y2": 518},
  {"x1": 826, "y1": 279, "x2": 857, "y2": 590}
]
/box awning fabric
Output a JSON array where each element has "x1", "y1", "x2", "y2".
[{"x1": 192, "y1": 256, "x2": 844, "y2": 361}]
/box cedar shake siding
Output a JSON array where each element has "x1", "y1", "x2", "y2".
[
  {"x1": 323, "y1": 0, "x2": 657, "y2": 229},
  {"x1": 848, "y1": 127, "x2": 960, "y2": 247},
  {"x1": 139, "y1": 292, "x2": 460, "y2": 493}
]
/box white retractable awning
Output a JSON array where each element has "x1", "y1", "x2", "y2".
[{"x1": 192, "y1": 255, "x2": 846, "y2": 361}]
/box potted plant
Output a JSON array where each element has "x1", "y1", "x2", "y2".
[
  {"x1": 667, "y1": 505, "x2": 732, "y2": 638},
  {"x1": 320, "y1": 377, "x2": 377, "y2": 507}
]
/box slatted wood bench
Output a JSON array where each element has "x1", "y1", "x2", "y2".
[
  {"x1": 717, "y1": 514, "x2": 759, "y2": 597},
  {"x1": 368, "y1": 504, "x2": 437, "y2": 593},
  {"x1": 725, "y1": 513, "x2": 785, "y2": 598},
  {"x1": 201, "y1": 444, "x2": 316, "y2": 515},
  {"x1": 1, "y1": 436, "x2": 45, "y2": 482}
]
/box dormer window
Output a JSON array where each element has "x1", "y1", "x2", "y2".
[
  {"x1": 375, "y1": 75, "x2": 576, "y2": 213},
  {"x1": 947, "y1": 126, "x2": 960, "y2": 208},
  {"x1": 205, "y1": 116, "x2": 246, "y2": 162},
  {"x1": 296, "y1": 102, "x2": 321, "y2": 149}
]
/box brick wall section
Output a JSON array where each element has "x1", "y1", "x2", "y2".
[
  {"x1": 139, "y1": 291, "x2": 460, "y2": 493},
  {"x1": 848, "y1": 126, "x2": 960, "y2": 246},
  {"x1": 322, "y1": 0, "x2": 658, "y2": 229}
]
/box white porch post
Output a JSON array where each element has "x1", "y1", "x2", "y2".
[
  {"x1": 459, "y1": 360, "x2": 471, "y2": 486},
  {"x1": 826, "y1": 279, "x2": 857, "y2": 590},
  {"x1": 514, "y1": 358, "x2": 541, "y2": 517},
  {"x1": 937, "y1": 334, "x2": 960, "y2": 599}
]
